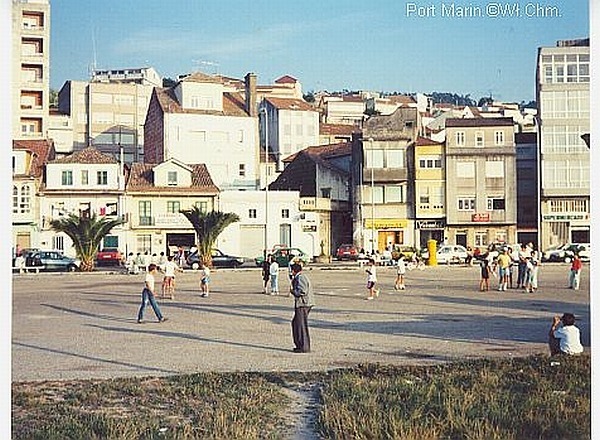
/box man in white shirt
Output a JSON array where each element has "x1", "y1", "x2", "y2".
[
  {"x1": 269, "y1": 257, "x2": 280, "y2": 295},
  {"x1": 137, "y1": 264, "x2": 168, "y2": 324},
  {"x1": 548, "y1": 313, "x2": 584, "y2": 356}
]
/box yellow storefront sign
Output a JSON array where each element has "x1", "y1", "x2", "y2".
[{"x1": 364, "y1": 218, "x2": 408, "y2": 229}]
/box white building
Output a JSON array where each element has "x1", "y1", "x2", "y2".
[
  {"x1": 217, "y1": 190, "x2": 320, "y2": 259},
  {"x1": 144, "y1": 72, "x2": 259, "y2": 191}
]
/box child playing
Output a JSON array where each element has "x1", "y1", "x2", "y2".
[
  {"x1": 365, "y1": 259, "x2": 379, "y2": 300},
  {"x1": 394, "y1": 256, "x2": 406, "y2": 290},
  {"x1": 199, "y1": 263, "x2": 211, "y2": 297}
]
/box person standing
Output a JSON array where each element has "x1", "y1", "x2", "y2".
[
  {"x1": 568, "y1": 254, "x2": 582, "y2": 290},
  {"x1": 479, "y1": 254, "x2": 491, "y2": 291},
  {"x1": 261, "y1": 256, "x2": 271, "y2": 294},
  {"x1": 161, "y1": 255, "x2": 183, "y2": 299},
  {"x1": 290, "y1": 263, "x2": 315, "y2": 353},
  {"x1": 269, "y1": 256, "x2": 280, "y2": 295},
  {"x1": 548, "y1": 313, "x2": 583, "y2": 356},
  {"x1": 394, "y1": 255, "x2": 406, "y2": 290},
  {"x1": 365, "y1": 258, "x2": 379, "y2": 300},
  {"x1": 199, "y1": 263, "x2": 211, "y2": 297},
  {"x1": 496, "y1": 248, "x2": 511, "y2": 291},
  {"x1": 137, "y1": 264, "x2": 168, "y2": 324}
]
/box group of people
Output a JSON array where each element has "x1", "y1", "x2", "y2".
[{"x1": 478, "y1": 243, "x2": 540, "y2": 292}]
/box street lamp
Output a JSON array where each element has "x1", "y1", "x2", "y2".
[
  {"x1": 369, "y1": 137, "x2": 375, "y2": 254},
  {"x1": 261, "y1": 107, "x2": 269, "y2": 258}
]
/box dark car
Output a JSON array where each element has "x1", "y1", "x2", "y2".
[
  {"x1": 95, "y1": 248, "x2": 124, "y2": 266},
  {"x1": 255, "y1": 247, "x2": 311, "y2": 267},
  {"x1": 29, "y1": 250, "x2": 80, "y2": 272},
  {"x1": 187, "y1": 249, "x2": 244, "y2": 270},
  {"x1": 336, "y1": 244, "x2": 359, "y2": 261}
]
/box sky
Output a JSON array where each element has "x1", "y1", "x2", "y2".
[{"x1": 49, "y1": 0, "x2": 589, "y2": 103}]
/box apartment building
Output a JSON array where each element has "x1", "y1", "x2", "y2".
[
  {"x1": 536, "y1": 38, "x2": 590, "y2": 248},
  {"x1": 413, "y1": 136, "x2": 446, "y2": 248},
  {"x1": 124, "y1": 159, "x2": 219, "y2": 256},
  {"x1": 144, "y1": 72, "x2": 259, "y2": 191},
  {"x1": 37, "y1": 147, "x2": 127, "y2": 256},
  {"x1": 258, "y1": 97, "x2": 320, "y2": 171},
  {"x1": 57, "y1": 66, "x2": 161, "y2": 162},
  {"x1": 12, "y1": 139, "x2": 55, "y2": 253},
  {"x1": 353, "y1": 107, "x2": 419, "y2": 252},
  {"x1": 12, "y1": 0, "x2": 51, "y2": 140},
  {"x1": 444, "y1": 118, "x2": 517, "y2": 248}
]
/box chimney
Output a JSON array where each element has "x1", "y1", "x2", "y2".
[{"x1": 245, "y1": 72, "x2": 257, "y2": 117}]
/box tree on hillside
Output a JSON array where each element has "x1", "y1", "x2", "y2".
[
  {"x1": 50, "y1": 213, "x2": 125, "y2": 271},
  {"x1": 180, "y1": 208, "x2": 240, "y2": 267}
]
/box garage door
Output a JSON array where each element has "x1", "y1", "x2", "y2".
[{"x1": 240, "y1": 225, "x2": 266, "y2": 259}]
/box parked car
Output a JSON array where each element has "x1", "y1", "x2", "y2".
[
  {"x1": 255, "y1": 247, "x2": 310, "y2": 267},
  {"x1": 422, "y1": 244, "x2": 469, "y2": 264},
  {"x1": 95, "y1": 248, "x2": 124, "y2": 266},
  {"x1": 28, "y1": 250, "x2": 81, "y2": 272},
  {"x1": 187, "y1": 249, "x2": 245, "y2": 270},
  {"x1": 542, "y1": 243, "x2": 589, "y2": 263},
  {"x1": 336, "y1": 244, "x2": 359, "y2": 261}
]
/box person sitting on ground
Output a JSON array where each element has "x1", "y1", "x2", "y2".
[{"x1": 548, "y1": 313, "x2": 583, "y2": 356}]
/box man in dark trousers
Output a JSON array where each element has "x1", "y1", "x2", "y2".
[{"x1": 290, "y1": 263, "x2": 315, "y2": 353}]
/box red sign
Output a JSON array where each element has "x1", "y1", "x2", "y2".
[{"x1": 471, "y1": 213, "x2": 490, "y2": 222}]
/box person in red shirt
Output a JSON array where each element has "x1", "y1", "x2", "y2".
[{"x1": 568, "y1": 254, "x2": 583, "y2": 290}]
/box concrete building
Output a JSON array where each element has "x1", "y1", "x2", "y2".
[
  {"x1": 217, "y1": 190, "x2": 319, "y2": 259},
  {"x1": 319, "y1": 94, "x2": 366, "y2": 126},
  {"x1": 515, "y1": 132, "x2": 539, "y2": 245},
  {"x1": 12, "y1": 139, "x2": 55, "y2": 254},
  {"x1": 12, "y1": 0, "x2": 51, "y2": 140},
  {"x1": 270, "y1": 143, "x2": 353, "y2": 255},
  {"x1": 536, "y1": 38, "x2": 590, "y2": 249},
  {"x1": 413, "y1": 136, "x2": 446, "y2": 248},
  {"x1": 124, "y1": 158, "x2": 219, "y2": 256},
  {"x1": 57, "y1": 67, "x2": 161, "y2": 162},
  {"x1": 37, "y1": 147, "x2": 127, "y2": 256},
  {"x1": 353, "y1": 108, "x2": 419, "y2": 252},
  {"x1": 444, "y1": 118, "x2": 517, "y2": 248},
  {"x1": 144, "y1": 72, "x2": 259, "y2": 191},
  {"x1": 258, "y1": 96, "x2": 320, "y2": 171}
]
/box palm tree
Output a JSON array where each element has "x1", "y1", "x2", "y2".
[
  {"x1": 180, "y1": 207, "x2": 240, "y2": 267},
  {"x1": 50, "y1": 213, "x2": 125, "y2": 271}
]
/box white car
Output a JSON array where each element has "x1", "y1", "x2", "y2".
[{"x1": 422, "y1": 245, "x2": 469, "y2": 264}]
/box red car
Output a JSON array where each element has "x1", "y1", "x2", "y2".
[
  {"x1": 96, "y1": 248, "x2": 124, "y2": 266},
  {"x1": 336, "y1": 244, "x2": 358, "y2": 261}
]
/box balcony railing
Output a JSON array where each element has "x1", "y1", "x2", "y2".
[{"x1": 139, "y1": 216, "x2": 155, "y2": 226}]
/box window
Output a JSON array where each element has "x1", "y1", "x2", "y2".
[
  {"x1": 97, "y1": 170, "x2": 108, "y2": 185},
  {"x1": 475, "y1": 232, "x2": 487, "y2": 247},
  {"x1": 386, "y1": 150, "x2": 405, "y2": 168},
  {"x1": 195, "y1": 201, "x2": 208, "y2": 213},
  {"x1": 167, "y1": 201, "x2": 180, "y2": 213},
  {"x1": 239, "y1": 164, "x2": 246, "y2": 177},
  {"x1": 12, "y1": 186, "x2": 18, "y2": 213},
  {"x1": 61, "y1": 170, "x2": 73, "y2": 186},
  {"x1": 136, "y1": 234, "x2": 152, "y2": 254},
  {"x1": 419, "y1": 156, "x2": 442, "y2": 168},
  {"x1": 281, "y1": 209, "x2": 290, "y2": 219},
  {"x1": 487, "y1": 197, "x2": 506, "y2": 210},
  {"x1": 53, "y1": 235, "x2": 64, "y2": 252},
  {"x1": 385, "y1": 185, "x2": 405, "y2": 203},
  {"x1": 321, "y1": 188, "x2": 331, "y2": 198},
  {"x1": 456, "y1": 161, "x2": 475, "y2": 178},
  {"x1": 475, "y1": 131, "x2": 484, "y2": 147},
  {"x1": 139, "y1": 201, "x2": 152, "y2": 225},
  {"x1": 455, "y1": 131, "x2": 465, "y2": 146},
  {"x1": 249, "y1": 209, "x2": 257, "y2": 219},
  {"x1": 167, "y1": 171, "x2": 178, "y2": 186},
  {"x1": 20, "y1": 185, "x2": 31, "y2": 214},
  {"x1": 79, "y1": 202, "x2": 91, "y2": 218},
  {"x1": 485, "y1": 161, "x2": 504, "y2": 178},
  {"x1": 419, "y1": 187, "x2": 430, "y2": 205},
  {"x1": 105, "y1": 202, "x2": 118, "y2": 216},
  {"x1": 457, "y1": 197, "x2": 475, "y2": 211},
  {"x1": 81, "y1": 170, "x2": 88, "y2": 185},
  {"x1": 367, "y1": 149, "x2": 384, "y2": 168},
  {"x1": 494, "y1": 131, "x2": 505, "y2": 146},
  {"x1": 364, "y1": 185, "x2": 384, "y2": 203}
]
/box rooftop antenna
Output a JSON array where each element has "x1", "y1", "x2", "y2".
[{"x1": 89, "y1": 25, "x2": 98, "y2": 79}]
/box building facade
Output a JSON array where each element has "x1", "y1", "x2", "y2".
[
  {"x1": 12, "y1": 0, "x2": 51, "y2": 140},
  {"x1": 444, "y1": 118, "x2": 517, "y2": 248},
  {"x1": 536, "y1": 38, "x2": 590, "y2": 249}
]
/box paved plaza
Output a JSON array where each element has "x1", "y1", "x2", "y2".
[{"x1": 12, "y1": 262, "x2": 590, "y2": 382}]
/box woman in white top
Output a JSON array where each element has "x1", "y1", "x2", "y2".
[{"x1": 365, "y1": 259, "x2": 379, "y2": 300}]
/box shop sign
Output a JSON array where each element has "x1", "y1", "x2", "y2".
[
  {"x1": 416, "y1": 220, "x2": 445, "y2": 229},
  {"x1": 155, "y1": 213, "x2": 189, "y2": 227},
  {"x1": 364, "y1": 218, "x2": 408, "y2": 229},
  {"x1": 471, "y1": 213, "x2": 490, "y2": 222},
  {"x1": 542, "y1": 214, "x2": 588, "y2": 221}
]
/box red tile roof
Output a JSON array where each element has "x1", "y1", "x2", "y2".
[
  {"x1": 415, "y1": 136, "x2": 443, "y2": 146},
  {"x1": 283, "y1": 142, "x2": 352, "y2": 163},
  {"x1": 319, "y1": 123, "x2": 357, "y2": 136},
  {"x1": 388, "y1": 95, "x2": 416, "y2": 106},
  {"x1": 127, "y1": 163, "x2": 219, "y2": 193},
  {"x1": 155, "y1": 88, "x2": 250, "y2": 117},
  {"x1": 50, "y1": 147, "x2": 117, "y2": 164},
  {"x1": 264, "y1": 97, "x2": 315, "y2": 111},
  {"x1": 274, "y1": 75, "x2": 298, "y2": 84},
  {"x1": 12, "y1": 139, "x2": 55, "y2": 177}
]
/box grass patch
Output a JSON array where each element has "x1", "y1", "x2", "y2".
[{"x1": 12, "y1": 355, "x2": 590, "y2": 439}]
